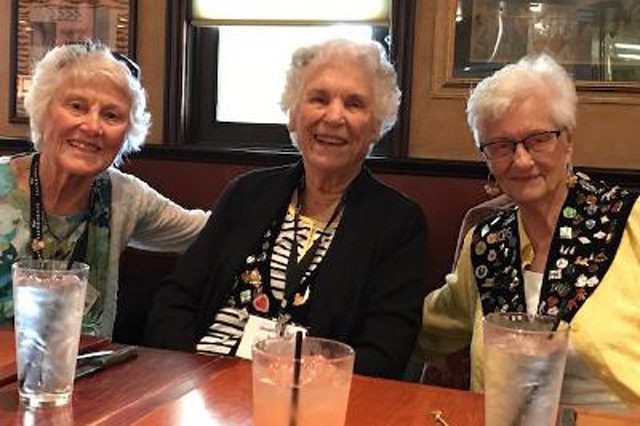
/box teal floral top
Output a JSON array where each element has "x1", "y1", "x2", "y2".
[
  {"x1": 0, "y1": 159, "x2": 29, "y2": 322},
  {"x1": 0, "y1": 156, "x2": 111, "y2": 334}
]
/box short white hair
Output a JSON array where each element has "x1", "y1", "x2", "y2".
[
  {"x1": 281, "y1": 38, "x2": 401, "y2": 142},
  {"x1": 23, "y1": 42, "x2": 151, "y2": 166},
  {"x1": 466, "y1": 54, "x2": 577, "y2": 147}
]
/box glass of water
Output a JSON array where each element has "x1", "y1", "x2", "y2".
[
  {"x1": 483, "y1": 312, "x2": 570, "y2": 426},
  {"x1": 12, "y1": 260, "x2": 88, "y2": 408}
]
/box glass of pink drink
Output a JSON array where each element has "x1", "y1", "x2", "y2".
[{"x1": 252, "y1": 336, "x2": 355, "y2": 426}]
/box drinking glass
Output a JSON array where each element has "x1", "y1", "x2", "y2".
[
  {"x1": 252, "y1": 336, "x2": 355, "y2": 426},
  {"x1": 483, "y1": 312, "x2": 570, "y2": 426},
  {"x1": 13, "y1": 260, "x2": 88, "y2": 408}
]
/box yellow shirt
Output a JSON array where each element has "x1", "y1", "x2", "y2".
[{"x1": 418, "y1": 199, "x2": 640, "y2": 408}]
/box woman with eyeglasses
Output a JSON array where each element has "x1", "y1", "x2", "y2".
[
  {"x1": 0, "y1": 42, "x2": 208, "y2": 336},
  {"x1": 418, "y1": 54, "x2": 640, "y2": 410}
]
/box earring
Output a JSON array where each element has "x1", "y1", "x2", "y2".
[
  {"x1": 566, "y1": 164, "x2": 577, "y2": 188},
  {"x1": 484, "y1": 173, "x2": 501, "y2": 197}
]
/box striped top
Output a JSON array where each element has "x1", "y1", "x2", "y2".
[{"x1": 196, "y1": 204, "x2": 338, "y2": 355}]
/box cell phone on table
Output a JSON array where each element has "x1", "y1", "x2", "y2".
[{"x1": 75, "y1": 345, "x2": 138, "y2": 379}]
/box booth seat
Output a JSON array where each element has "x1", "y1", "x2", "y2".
[{"x1": 112, "y1": 157, "x2": 489, "y2": 388}]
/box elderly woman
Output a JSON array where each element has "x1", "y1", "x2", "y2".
[
  {"x1": 418, "y1": 54, "x2": 640, "y2": 410},
  {"x1": 145, "y1": 39, "x2": 428, "y2": 379},
  {"x1": 0, "y1": 42, "x2": 208, "y2": 336}
]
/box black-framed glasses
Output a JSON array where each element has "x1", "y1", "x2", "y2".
[{"x1": 479, "y1": 129, "x2": 563, "y2": 160}]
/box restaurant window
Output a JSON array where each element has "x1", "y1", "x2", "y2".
[{"x1": 179, "y1": 0, "x2": 411, "y2": 156}]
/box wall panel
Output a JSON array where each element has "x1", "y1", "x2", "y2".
[
  {"x1": 0, "y1": 0, "x2": 166, "y2": 144},
  {"x1": 409, "y1": 0, "x2": 640, "y2": 169}
]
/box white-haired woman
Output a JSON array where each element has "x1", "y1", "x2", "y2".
[
  {"x1": 419, "y1": 54, "x2": 640, "y2": 410},
  {"x1": 0, "y1": 42, "x2": 209, "y2": 336},
  {"x1": 146, "y1": 39, "x2": 427, "y2": 379}
]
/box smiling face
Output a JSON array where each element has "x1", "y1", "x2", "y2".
[
  {"x1": 39, "y1": 69, "x2": 131, "y2": 178},
  {"x1": 289, "y1": 61, "x2": 380, "y2": 181},
  {"x1": 480, "y1": 93, "x2": 573, "y2": 209}
]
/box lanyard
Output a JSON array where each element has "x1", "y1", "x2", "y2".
[
  {"x1": 29, "y1": 153, "x2": 91, "y2": 265},
  {"x1": 281, "y1": 183, "x2": 345, "y2": 314}
]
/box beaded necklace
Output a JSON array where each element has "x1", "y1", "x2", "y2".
[
  {"x1": 274, "y1": 177, "x2": 346, "y2": 330},
  {"x1": 29, "y1": 153, "x2": 91, "y2": 264}
]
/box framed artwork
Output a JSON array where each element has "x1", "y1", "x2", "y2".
[
  {"x1": 431, "y1": 0, "x2": 640, "y2": 102},
  {"x1": 455, "y1": 0, "x2": 640, "y2": 81},
  {"x1": 9, "y1": 0, "x2": 136, "y2": 123}
]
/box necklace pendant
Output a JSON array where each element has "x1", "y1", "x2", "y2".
[
  {"x1": 31, "y1": 238, "x2": 45, "y2": 252},
  {"x1": 275, "y1": 313, "x2": 291, "y2": 337},
  {"x1": 241, "y1": 268, "x2": 262, "y2": 287},
  {"x1": 293, "y1": 292, "x2": 306, "y2": 306},
  {"x1": 252, "y1": 292, "x2": 270, "y2": 313}
]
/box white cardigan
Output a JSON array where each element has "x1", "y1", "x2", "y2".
[{"x1": 97, "y1": 167, "x2": 209, "y2": 336}]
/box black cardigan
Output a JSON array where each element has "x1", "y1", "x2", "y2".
[{"x1": 145, "y1": 163, "x2": 428, "y2": 379}]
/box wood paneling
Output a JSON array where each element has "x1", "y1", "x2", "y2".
[
  {"x1": 0, "y1": 0, "x2": 166, "y2": 144},
  {"x1": 1, "y1": 0, "x2": 639, "y2": 168},
  {"x1": 0, "y1": 0, "x2": 28, "y2": 139},
  {"x1": 136, "y1": 0, "x2": 165, "y2": 145},
  {"x1": 410, "y1": 0, "x2": 640, "y2": 169},
  {"x1": 120, "y1": 157, "x2": 487, "y2": 291}
]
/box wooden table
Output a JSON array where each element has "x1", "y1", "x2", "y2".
[
  {"x1": 130, "y1": 358, "x2": 484, "y2": 426},
  {"x1": 0, "y1": 328, "x2": 17, "y2": 386},
  {"x1": 0, "y1": 327, "x2": 108, "y2": 387},
  {"x1": 129, "y1": 360, "x2": 640, "y2": 426},
  {"x1": 0, "y1": 345, "x2": 225, "y2": 424},
  {"x1": 1, "y1": 328, "x2": 639, "y2": 425}
]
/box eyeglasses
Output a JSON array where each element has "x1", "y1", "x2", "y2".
[{"x1": 479, "y1": 129, "x2": 563, "y2": 160}]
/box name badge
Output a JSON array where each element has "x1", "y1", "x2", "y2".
[{"x1": 236, "y1": 314, "x2": 307, "y2": 360}]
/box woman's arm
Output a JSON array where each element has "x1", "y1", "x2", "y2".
[
  {"x1": 144, "y1": 177, "x2": 243, "y2": 350},
  {"x1": 350, "y1": 201, "x2": 428, "y2": 379},
  {"x1": 417, "y1": 228, "x2": 478, "y2": 360},
  {"x1": 111, "y1": 170, "x2": 210, "y2": 253}
]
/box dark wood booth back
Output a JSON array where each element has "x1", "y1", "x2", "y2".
[{"x1": 113, "y1": 157, "x2": 488, "y2": 345}]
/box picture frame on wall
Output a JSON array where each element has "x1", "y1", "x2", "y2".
[
  {"x1": 9, "y1": 0, "x2": 136, "y2": 123},
  {"x1": 430, "y1": 0, "x2": 640, "y2": 103},
  {"x1": 452, "y1": 0, "x2": 640, "y2": 82}
]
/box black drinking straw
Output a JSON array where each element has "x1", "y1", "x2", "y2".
[
  {"x1": 514, "y1": 310, "x2": 567, "y2": 423},
  {"x1": 550, "y1": 299, "x2": 568, "y2": 333},
  {"x1": 289, "y1": 331, "x2": 304, "y2": 426}
]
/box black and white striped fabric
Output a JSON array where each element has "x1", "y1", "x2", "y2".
[{"x1": 196, "y1": 205, "x2": 337, "y2": 355}]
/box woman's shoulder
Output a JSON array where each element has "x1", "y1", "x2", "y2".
[
  {"x1": 220, "y1": 164, "x2": 299, "y2": 198},
  {"x1": 624, "y1": 195, "x2": 640, "y2": 228},
  {"x1": 346, "y1": 172, "x2": 427, "y2": 237},
  {"x1": 355, "y1": 171, "x2": 423, "y2": 214},
  {"x1": 0, "y1": 156, "x2": 14, "y2": 181},
  {"x1": 106, "y1": 167, "x2": 153, "y2": 191},
  {"x1": 474, "y1": 198, "x2": 517, "y2": 227},
  {"x1": 233, "y1": 164, "x2": 297, "y2": 185},
  {"x1": 0, "y1": 155, "x2": 24, "y2": 198},
  {"x1": 105, "y1": 167, "x2": 163, "y2": 210}
]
